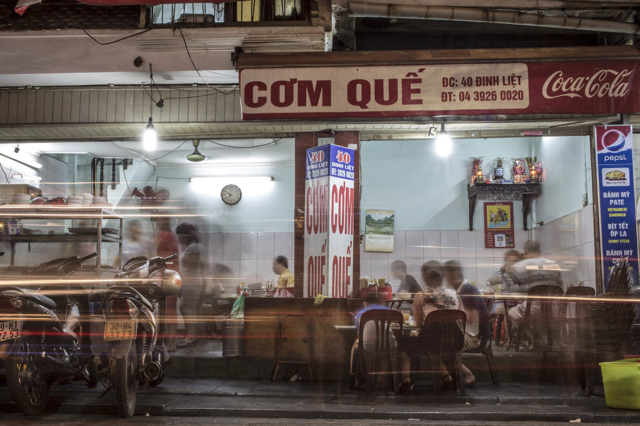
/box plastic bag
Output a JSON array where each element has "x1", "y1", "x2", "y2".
[
  {"x1": 274, "y1": 287, "x2": 294, "y2": 298},
  {"x1": 230, "y1": 294, "x2": 245, "y2": 318}
]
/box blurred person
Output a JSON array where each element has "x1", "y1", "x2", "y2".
[
  {"x1": 444, "y1": 260, "x2": 489, "y2": 385},
  {"x1": 486, "y1": 249, "x2": 521, "y2": 347},
  {"x1": 391, "y1": 260, "x2": 422, "y2": 295},
  {"x1": 273, "y1": 255, "x2": 294, "y2": 293},
  {"x1": 487, "y1": 250, "x2": 522, "y2": 315},
  {"x1": 350, "y1": 292, "x2": 399, "y2": 388},
  {"x1": 176, "y1": 223, "x2": 206, "y2": 349},
  {"x1": 506, "y1": 240, "x2": 562, "y2": 350},
  {"x1": 399, "y1": 261, "x2": 461, "y2": 393},
  {"x1": 119, "y1": 219, "x2": 154, "y2": 266},
  {"x1": 204, "y1": 263, "x2": 234, "y2": 337},
  {"x1": 155, "y1": 217, "x2": 180, "y2": 351}
]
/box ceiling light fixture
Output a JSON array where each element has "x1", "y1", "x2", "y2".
[
  {"x1": 190, "y1": 176, "x2": 273, "y2": 183},
  {"x1": 435, "y1": 122, "x2": 452, "y2": 157},
  {"x1": 187, "y1": 140, "x2": 205, "y2": 162},
  {"x1": 143, "y1": 117, "x2": 157, "y2": 151}
]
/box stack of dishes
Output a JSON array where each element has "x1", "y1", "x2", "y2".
[{"x1": 11, "y1": 193, "x2": 31, "y2": 205}]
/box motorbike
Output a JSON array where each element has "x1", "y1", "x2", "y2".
[
  {"x1": 0, "y1": 252, "x2": 99, "y2": 415},
  {"x1": 101, "y1": 254, "x2": 181, "y2": 418}
]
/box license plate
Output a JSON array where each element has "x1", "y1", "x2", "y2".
[
  {"x1": 0, "y1": 320, "x2": 20, "y2": 342},
  {"x1": 104, "y1": 320, "x2": 137, "y2": 341}
]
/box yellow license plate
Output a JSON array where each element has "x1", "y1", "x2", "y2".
[
  {"x1": 104, "y1": 320, "x2": 137, "y2": 341},
  {"x1": 0, "y1": 320, "x2": 20, "y2": 342}
]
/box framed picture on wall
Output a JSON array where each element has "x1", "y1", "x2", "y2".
[
  {"x1": 484, "y1": 202, "x2": 515, "y2": 249},
  {"x1": 365, "y1": 210, "x2": 394, "y2": 253}
]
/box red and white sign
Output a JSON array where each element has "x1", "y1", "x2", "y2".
[
  {"x1": 240, "y1": 60, "x2": 640, "y2": 119},
  {"x1": 304, "y1": 145, "x2": 355, "y2": 298}
]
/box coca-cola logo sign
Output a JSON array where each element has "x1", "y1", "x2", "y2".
[{"x1": 542, "y1": 69, "x2": 633, "y2": 100}]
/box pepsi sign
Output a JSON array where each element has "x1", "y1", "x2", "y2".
[{"x1": 595, "y1": 125, "x2": 638, "y2": 288}]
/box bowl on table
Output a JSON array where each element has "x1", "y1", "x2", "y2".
[{"x1": 397, "y1": 292, "x2": 412, "y2": 300}]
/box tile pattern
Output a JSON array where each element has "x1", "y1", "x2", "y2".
[
  {"x1": 360, "y1": 228, "x2": 529, "y2": 291},
  {"x1": 207, "y1": 232, "x2": 294, "y2": 293},
  {"x1": 533, "y1": 205, "x2": 597, "y2": 290},
  {"x1": 39, "y1": 155, "x2": 68, "y2": 199}
]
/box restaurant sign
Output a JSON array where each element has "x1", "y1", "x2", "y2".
[
  {"x1": 595, "y1": 125, "x2": 639, "y2": 288},
  {"x1": 304, "y1": 144, "x2": 355, "y2": 298},
  {"x1": 240, "y1": 60, "x2": 640, "y2": 119}
]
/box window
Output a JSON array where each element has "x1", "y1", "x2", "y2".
[{"x1": 152, "y1": 1, "x2": 306, "y2": 26}]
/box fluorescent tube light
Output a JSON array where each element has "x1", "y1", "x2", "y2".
[
  {"x1": 0, "y1": 150, "x2": 42, "y2": 169},
  {"x1": 190, "y1": 176, "x2": 274, "y2": 183}
]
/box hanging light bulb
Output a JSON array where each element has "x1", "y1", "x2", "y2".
[
  {"x1": 143, "y1": 117, "x2": 157, "y2": 151},
  {"x1": 435, "y1": 122, "x2": 452, "y2": 157}
]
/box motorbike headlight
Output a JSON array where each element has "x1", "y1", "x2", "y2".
[{"x1": 161, "y1": 270, "x2": 182, "y2": 296}]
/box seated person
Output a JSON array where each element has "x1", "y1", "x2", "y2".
[
  {"x1": 399, "y1": 260, "x2": 461, "y2": 393},
  {"x1": 350, "y1": 293, "x2": 398, "y2": 387},
  {"x1": 505, "y1": 240, "x2": 562, "y2": 350},
  {"x1": 391, "y1": 259, "x2": 423, "y2": 312},
  {"x1": 444, "y1": 260, "x2": 489, "y2": 385},
  {"x1": 273, "y1": 255, "x2": 294, "y2": 296}
]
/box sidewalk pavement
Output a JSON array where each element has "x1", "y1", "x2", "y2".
[{"x1": 2, "y1": 376, "x2": 640, "y2": 422}]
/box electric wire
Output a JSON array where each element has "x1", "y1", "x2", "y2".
[
  {"x1": 62, "y1": 5, "x2": 153, "y2": 45},
  {"x1": 147, "y1": 140, "x2": 189, "y2": 161},
  {"x1": 177, "y1": 27, "x2": 237, "y2": 97},
  {"x1": 0, "y1": 163, "x2": 10, "y2": 183},
  {"x1": 206, "y1": 138, "x2": 283, "y2": 149}
]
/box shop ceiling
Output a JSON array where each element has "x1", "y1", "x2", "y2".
[{"x1": 0, "y1": 84, "x2": 624, "y2": 141}]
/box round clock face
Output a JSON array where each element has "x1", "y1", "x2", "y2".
[{"x1": 221, "y1": 184, "x2": 242, "y2": 205}]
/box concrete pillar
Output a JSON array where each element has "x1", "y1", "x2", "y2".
[{"x1": 293, "y1": 131, "x2": 360, "y2": 297}]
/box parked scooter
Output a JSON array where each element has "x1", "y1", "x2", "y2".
[
  {"x1": 101, "y1": 254, "x2": 181, "y2": 418},
  {"x1": 0, "y1": 252, "x2": 99, "y2": 415}
]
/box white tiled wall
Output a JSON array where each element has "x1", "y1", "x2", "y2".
[
  {"x1": 39, "y1": 155, "x2": 68, "y2": 199},
  {"x1": 532, "y1": 205, "x2": 597, "y2": 290},
  {"x1": 207, "y1": 232, "x2": 294, "y2": 293},
  {"x1": 159, "y1": 206, "x2": 597, "y2": 296},
  {"x1": 360, "y1": 228, "x2": 529, "y2": 292}
]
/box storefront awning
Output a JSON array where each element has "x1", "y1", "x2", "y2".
[{"x1": 237, "y1": 46, "x2": 640, "y2": 120}]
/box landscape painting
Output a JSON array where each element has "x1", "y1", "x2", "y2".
[{"x1": 365, "y1": 209, "x2": 395, "y2": 253}]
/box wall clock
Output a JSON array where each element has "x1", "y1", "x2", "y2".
[{"x1": 221, "y1": 184, "x2": 242, "y2": 205}]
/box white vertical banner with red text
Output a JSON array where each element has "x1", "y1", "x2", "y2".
[{"x1": 304, "y1": 145, "x2": 355, "y2": 298}]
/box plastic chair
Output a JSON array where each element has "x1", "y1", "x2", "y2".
[
  {"x1": 354, "y1": 309, "x2": 403, "y2": 394},
  {"x1": 421, "y1": 310, "x2": 467, "y2": 396},
  {"x1": 385, "y1": 300, "x2": 404, "y2": 311},
  {"x1": 464, "y1": 298, "x2": 500, "y2": 386},
  {"x1": 515, "y1": 285, "x2": 565, "y2": 353}
]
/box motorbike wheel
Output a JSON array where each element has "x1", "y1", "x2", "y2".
[
  {"x1": 148, "y1": 371, "x2": 165, "y2": 387},
  {"x1": 82, "y1": 357, "x2": 99, "y2": 388},
  {"x1": 114, "y1": 344, "x2": 139, "y2": 418},
  {"x1": 5, "y1": 338, "x2": 51, "y2": 416}
]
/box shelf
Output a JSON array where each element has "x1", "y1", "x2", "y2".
[
  {"x1": 467, "y1": 183, "x2": 542, "y2": 231},
  {"x1": 0, "y1": 207, "x2": 122, "y2": 220},
  {"x1": 0, "y1": 233, "x2": 121, "y2": 244},
  {"x1": 468, "y1": 183, "x2": 541, "y2": 198}
]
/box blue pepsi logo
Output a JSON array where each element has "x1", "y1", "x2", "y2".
[{"x1": 601, "y1": 129, "x2": 627, "y2": 153}]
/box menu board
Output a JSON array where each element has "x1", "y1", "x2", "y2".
[
  {"x1": 484, "y1": 202, "x2": 515, "y2": 249},
  {"x1": 595, "y1": 125, "x2": 639, "y2": 288},
  {"x1": 303, "y1": 144, "x2": 355, "y2": 298}
]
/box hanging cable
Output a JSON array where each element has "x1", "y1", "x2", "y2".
[
  {"x1": 178, "y1": 28, "x2": 236, "y2": 97},
  {"x1": 62, "y1": 5, "x2": 152, "y2": 46},
  {"x1": 206, "y1": 138, "x2": 283, "y2": 149},
  {"x1": 147, "y1": 140, "x2": 189, "y2": 161}
]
